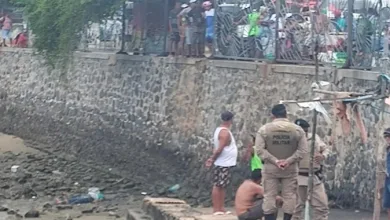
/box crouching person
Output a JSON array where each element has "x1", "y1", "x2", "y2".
[{"x1": 235, "y1": 169, "x2": 283, "y2": 220}]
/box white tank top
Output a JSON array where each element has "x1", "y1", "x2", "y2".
[{"x1": 213, "y1": 127, "x2": 238, "y2": 167}]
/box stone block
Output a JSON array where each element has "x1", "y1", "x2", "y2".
[{"x1": 126, "y1": 209, "x2": 152, "y2": 220}]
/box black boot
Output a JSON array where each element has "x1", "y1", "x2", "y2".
[
  {"x1": 283, "y1": 213, "x2": 293, "y2": 220},
  {"x1": 264, "y1": 214, "x2": 276, "y2": 220}
]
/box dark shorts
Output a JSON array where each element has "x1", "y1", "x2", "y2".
[
  {"x1": 238, "y1": 199, "x2": 264, "y2": 220},
  {"x1": 170, "y1": 32, "x2": 180, "y2": 42},
  {"x1": 192, "y1": 31, "x2": 203, "y2": 45},
  {"x1": 384, "y1": 178, "x2": 390, "y2": 208},
  {"x1": 213, "y1": 166, "x2": 232, "y2": 188}
]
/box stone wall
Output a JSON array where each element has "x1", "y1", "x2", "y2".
[{"x1": 0, "y1": 48, "x2": 387, "y2": 210}]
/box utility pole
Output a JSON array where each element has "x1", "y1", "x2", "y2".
[
  {"x1": 118, "y1": 1, "x2": 128, "y2": 54},
  {"x1": 373, "y1": 63, "x2": 388, "y2": 220},
  {"x1": 304, "y1": 2, "x2": 320, "y2": 218}
]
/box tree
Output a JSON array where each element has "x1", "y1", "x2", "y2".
[{"x1": 12, "y1": 0, "x2": 123, "y2": 65}]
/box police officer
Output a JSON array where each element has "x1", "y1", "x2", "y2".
[
  {"x1": 256, "y1": 104, "x2": 308, "y2": 220},
  {"x1": 292, "y1": 119, "x2": 329, "y2": 220}
]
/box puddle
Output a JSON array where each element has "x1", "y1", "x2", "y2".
[{"x1": 0, "y1": 133, "x2": 38, "y2": 154}]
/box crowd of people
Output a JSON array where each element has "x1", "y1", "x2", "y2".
[
  {"x1": 206, "y1": 104, "x2": 390, "y2": 220},
  {"x1": 0, "y1": 12, "x2": 28, "y2": 48},
  {"x1": 165, "y1": 0, "x2": 386, "y2": 66},
  {"x1": 168, "y1": 0, "x2": 214, "y2": 57}
]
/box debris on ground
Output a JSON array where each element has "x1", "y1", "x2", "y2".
[
  {"x1": 24, "y1": 209, "x2": 39, "y2": 218},
  {"x1": 0, "y1": 205, "x2": 8, "y2": 212},
  {"x1": 0, "y1": 145, "x2": 150, "y2": 220},
  {"x1": 0, "y1": 151, "x2": 145, "y2": 201},
  {"x1": 167, "y1": 184, "x2": 180, "y2": 193}
]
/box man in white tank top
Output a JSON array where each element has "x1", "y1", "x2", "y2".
[{"x1": 205, "y1": 111, "x2": 238, "y2": 215}]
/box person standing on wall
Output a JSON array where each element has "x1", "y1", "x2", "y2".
[
  {"x1": 0, "y1": 13, "x2": 12, "y2": 47},
  {"x1": 177, "y1": 1, "x2": 192, "y2": 57},
  {"x1": 186, "y1": 0, "x2": 204, "y2": 57},
  {"x1": 205, "y1": 111, "x2": 238, "y2": 215},
  {"x1": 256, "y1": 104, "x2": 308, "y2": 220},
  {"x1": 168, "y1": 1, "x2": 182, "y2": 56},
  {"x1": 292, "y1": 119, "x2": 329, "y2": 220}
]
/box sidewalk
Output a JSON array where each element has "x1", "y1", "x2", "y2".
[{"x1": 194, "y1": 207, "x2": 388, "y2": 220}]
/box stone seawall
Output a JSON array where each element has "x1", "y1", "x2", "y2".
[{"x1": 0, "y1": 48, "x2": 387, "y2": 210}]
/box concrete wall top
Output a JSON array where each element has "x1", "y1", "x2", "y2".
[{"x1": 0, "y1": 47, "x2": 379, "y2": 82}]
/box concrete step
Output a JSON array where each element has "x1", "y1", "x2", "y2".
[
  {"x1": 141, "y1": 197, "x2": 239, "y2": 220},
  {"x1": 195, "y1": 214, "x2": 238, "y2": 220},
  {"x1": 126, "y1": 208, "x2": 153, "y2": 220}
]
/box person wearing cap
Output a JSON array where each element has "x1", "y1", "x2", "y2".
[
  {"x1": 255, "y1": 104, "x2": 308, "y2": 220},
  {"x1": 177, "y1": 0, "x2": 195, "y2": 57},
  {"x1": 380, "y1": 128, "x2": 390, "y2": 219},
  {"x1": 177, "y1": 3, "x2": 189, "y2": 56},
  {"x1": 186, "y1": 0, "x2": 205, "y2": 57},
  {"x1": 292, "y1": 119, "x2": 329, "y2": 220},
  {"x1": 205, "y1": 111, "x2": 238, "y2": 215}
]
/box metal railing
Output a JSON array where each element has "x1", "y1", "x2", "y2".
[
  {"x1": 5, "y1": 0, "x2": 390, "y2": 71},
  {"x1": 213, "y1": 0, "x2": 388, "y2": 70}
]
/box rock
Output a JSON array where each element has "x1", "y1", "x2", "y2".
[
  {"x1": 83, "y1": 176, "x2": 92, "y2": 181},
  {"x1": 103, "y1": 207, "x2": 118, "y2": 212},
  {"x1": 56, "y1": 205, "x2": 73, "y2": 210},
  {"x1": 7, "y1": 209, "x2": 16, "y2": 215},
  {"x1": 81, "y1": 206, "x2": 96, "y2": 214},
  {"x1": 157, "y1": 187, "x2": 166, "y2": 196},
  {"x1": 122, "y1": 182, "x2": 136, "y2": 189},
  {"x1": 52, "y1": 170, "x2": 62, "y2": 176},
  {"x1": 105, "y1": 179, "x2": 117, "y2": 184},
  {"x1": 42, "y1": 202, "x2": 52, "y2": 210},
  {"x1": 108, "y1": 211, "x2": 120, "y2": 218},
  {"x1": 24, "y1": 209, "x2": 40, "y2": 218},
  {"x1": 0, "y1": 184, "x2": 10, "y2": 189},
  {"x1": 15, "y1": 212, "x2": 24, "y2": 218},
  {"x1": 0, "y1": 205, "x2": 8, "y2": 212},
  {"x1": 57, "y1": 187, "x2": 72, "y2": 192}
]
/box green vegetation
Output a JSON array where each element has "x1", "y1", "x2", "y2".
[{"x1": 11, "y1": 0, "x2": 123, "y2": 65}]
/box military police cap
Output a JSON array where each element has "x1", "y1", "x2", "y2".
[
  {"x1": 271, "y1": 104, "x2": 286, "y2": 116},
  {"x1": 295, "y1": 119, "x2": 310, "y2": 128}
]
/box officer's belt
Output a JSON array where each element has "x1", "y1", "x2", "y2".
[{"x1": 299, "y1": 171, "x2": 321, "y2": 177}]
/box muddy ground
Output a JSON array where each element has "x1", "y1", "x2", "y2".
[
  {"x1": 0, "y1": 133, "x2": 389, "y2": 220},
  {"x1": 0, "y1": 133, "x2": 154, "y2": 220}
]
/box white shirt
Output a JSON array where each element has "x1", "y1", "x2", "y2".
[
  {"x1": 213, "y1": 127, "x2": 238, "y2": 167},
  {"x1": 205, "y1": 8, "x2": 215, "y2": 17}
]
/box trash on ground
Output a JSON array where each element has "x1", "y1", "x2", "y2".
[
  {"x1": 168, "y1": 184, "x2": 180, "y2": 193},
  {"x1": 88, "y1": 187, "x2": 104, "y2": 201},
  {"x1": 68, "y1": 195, "x2": 94, "y2": 205},
  {"x1": 11, "y1": 165, "x2": 19, "y2": 173}
]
